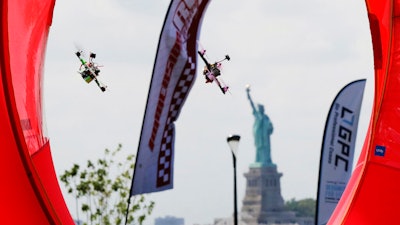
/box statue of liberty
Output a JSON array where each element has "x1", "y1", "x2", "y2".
[{"x1": 246, "y1": 85, "x2": 275, "y2": 167}]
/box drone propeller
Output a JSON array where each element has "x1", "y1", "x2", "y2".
[
  {"x1": 74, "y1": 42, "x2": 87, "y2": 58},
  {"x1": 196, "y1": 40, "x2": 205, "y2": 53},
  {"x1": 74, "y1": 42, "x2": 97, "y2": 58},
  {"x1": 196, "y1": 40, "x2": 210, "y2": 58},
  {"x1": 74, "y1": 42, "x2": 83, "y2": 51}
]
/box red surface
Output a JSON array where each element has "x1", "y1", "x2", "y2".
[
  {"x1": 0, "y1": 0, "x2": 74, "y2": 224},
  {"x1": 328, "y1": 1, "x2": 400, "y2": 224}
]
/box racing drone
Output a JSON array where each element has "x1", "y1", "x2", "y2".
[
  {"x1": 197, "y1": 48, "x2": 230, "y2": 94},
  {"x1": 75, "y1": 51, "x2": 107, "y2": 92}
]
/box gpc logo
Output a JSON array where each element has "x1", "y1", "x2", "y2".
[{"x1": 375, "y1": 145, "x2": 386, "y2": 157}]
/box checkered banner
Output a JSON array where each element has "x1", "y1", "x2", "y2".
[
  {"x1": 315, "y1": 79, "x2": 366, "y2": 225},
  {"x1": 130, "y1": 0, "x2": 211, "y2": 195}
]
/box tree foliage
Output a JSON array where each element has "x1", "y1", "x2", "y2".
[
  {"x1": 60, "y1": 144, "x2": 154, "y2": 225},
  {"x1": 285, "y1": 198, "x2": 316, "y2": 218}
]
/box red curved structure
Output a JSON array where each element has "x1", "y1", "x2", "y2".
[
  {"x1": 0, "y1": 0, "x2": 74, "y2": 224},
  {"x1": 329, "y1": 0, "x2": 400, "y2": 224}
]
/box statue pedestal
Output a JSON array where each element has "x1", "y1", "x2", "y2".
[{"x1": 241, "y1": 166, "x2": 286, "y2": 224}]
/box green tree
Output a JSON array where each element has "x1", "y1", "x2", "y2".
[
  {"x1": 60, "y1": 144, "x2": 154, "y2": 225},
  {"x1": 285, "y1": 198, "x2": 316, "y2": 217}
]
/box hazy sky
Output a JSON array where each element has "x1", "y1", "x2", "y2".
[{"x1": 44, "y1": 1, "x2": 374, "y2": 225}]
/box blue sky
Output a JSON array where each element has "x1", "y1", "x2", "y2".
[{"x1": 44, "y1": 1, "x2": 374, "y2": 224}]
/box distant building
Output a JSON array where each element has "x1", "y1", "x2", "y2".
[{"x1": 155, "y1": 216, "x2": 185, "y2": 225}]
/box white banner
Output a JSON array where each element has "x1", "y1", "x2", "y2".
[
  {"x1": 130, "y1": 0, "x2": 211, "y2": 195},
  {"x1": 316, "y1": 79, "x2": 366, "y2": 225}
]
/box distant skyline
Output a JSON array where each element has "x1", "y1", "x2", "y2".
[
  {"x1": 44, "y1": 1, "x2": 374, "y2": 225},
  {"x1": 155, "y1": 215, "x2": 184, "y2": 225}
]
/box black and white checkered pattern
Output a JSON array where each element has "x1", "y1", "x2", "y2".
[{"x1": 156, "y1": 56, "x2": 196, "y2": 187}]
